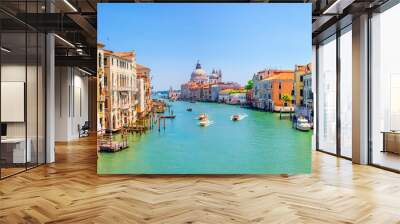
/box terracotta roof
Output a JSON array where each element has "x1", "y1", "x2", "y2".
[
  {"x1": 113, "y1": 52, "x2": 135, "y2": 60},
  {"x1": 137, "y1": 64, "x2": 151, "y2": 72},
  {"x1": 103, "y1": 50, "x2": 135, "y2": 60},
  {"x1": 264, "y1": 72, "x2": 294, "y2": 81}
]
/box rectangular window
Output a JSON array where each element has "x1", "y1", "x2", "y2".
[
  {"x1": 317, "y1": 35, "x2": 337, "y2": 154},
  {"x1": 340, "y1": 26, "x2": 352, "y2": 158},
  {"x1": 370, "y1": 4, "x2": 400, "y2": 171}
]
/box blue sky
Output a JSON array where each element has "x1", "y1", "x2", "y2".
[{"x1": 98, "y1": 3, "x2": 311, "y2": 90}]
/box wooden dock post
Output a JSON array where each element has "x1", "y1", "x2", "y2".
[{"x1": 158, "y1": 117, "x2": 161, "y2": 132}]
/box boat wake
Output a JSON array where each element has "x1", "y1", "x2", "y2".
[
  {"x1": 230, "y1": 113, "x2": 248, "y2": 121},
  {"x1": 199, "y1": 120, "x2": 214, "y2": 127}
]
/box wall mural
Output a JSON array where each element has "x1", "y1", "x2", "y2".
[{"x1": 96, "y1": 3, "x2": 313, "y2": 174}]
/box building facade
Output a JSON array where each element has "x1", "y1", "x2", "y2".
[
  {"x1": 103, "y1": 50, "x2": 138, "y2": 131},
  {"x1": 252, "y1": 69, "x2": 294, "y2": 111},
  {"x1": 252, "y1": 69, "x2": 275, "y2": 109},
  {"x1": 136, "y1": 64, "x2": 152, "y2": 118},
  {"x1": 266, "y1": 72, "x2": 295, "y2": 112},
  {"x1": 293, "y1": 64, "x2": 312, "y2": 106},
  {"x1": 180, "y1": 61, "x2": 236, "y2": 102},
  {"x1": 97, "y1": 43, "x2": 106, "y2": 131}
]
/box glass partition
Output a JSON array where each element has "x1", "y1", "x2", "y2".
[
  {"x1": 1, "y1": 31, "x2": 28, "y2": 177},
  {"x1": 317, "y1": 35, "x2": 337, "y2": 154},
  {"x1": 0, "y1": 1, "x2": 46, "y2": 179}
]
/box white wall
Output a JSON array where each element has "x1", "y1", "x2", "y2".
[
  {"x1": 1, "y1": 65, "x2": 32, "y2": 138},
  {"x1": 54, "y1": 67, "x2": 89, "y2": 141},
  {"x1": 1, "y1": 63, "x2": 46, "y2": 164}
]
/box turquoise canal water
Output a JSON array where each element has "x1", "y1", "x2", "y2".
[{"x1": 97, "y1": 101, "x2": 312, "y2": 174}]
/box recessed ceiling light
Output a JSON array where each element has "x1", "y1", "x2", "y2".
[
  {"x1": 78, "y1": 67, "x2": 92, "y2": 76},
  {"x1": 54, "y1": 34, "x2": 75, "y2": 48},
  {"x1": 1, "y1": 47, "x2": 11, "y2": 53},
  {"x1": 63, "y1": 0, "x2": 78, "y2": 12}
]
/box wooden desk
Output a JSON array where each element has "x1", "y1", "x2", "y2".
[{"x1": 382, "y1": 131, "x2": 400, "y2": 154}]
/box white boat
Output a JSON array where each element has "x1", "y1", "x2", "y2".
[
  {"x1": 230, "y1": 113, "x2": 248, "y2": 121},
  {"x1": 296, "y1": 118, "x2": 312, "y2": 131},
  {"x1": 198, "y1": 113, "x2": 208, "y2": 120},
  {"x1": 199, "y1": 120, "x2": 214, "y2": 127}
]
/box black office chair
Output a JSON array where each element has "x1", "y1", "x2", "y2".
[{"x1": 79, "y1": 121, "x2": 90, "y2": 138}]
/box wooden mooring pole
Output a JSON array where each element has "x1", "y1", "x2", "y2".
[{"x1": 158, "y1": 117, "x2": 161, "y2": 132}]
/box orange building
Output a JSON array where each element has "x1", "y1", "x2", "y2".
[
  {"x1": 253, "y1": 69, "x2": 294, "y2": 111},
  {"x1": 258, "y1": 70, "x2": 294, "y2": 112}
]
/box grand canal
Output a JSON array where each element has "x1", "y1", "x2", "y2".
[{"x1": 98, "y1": 101, "x2": 312, "y2": 174}]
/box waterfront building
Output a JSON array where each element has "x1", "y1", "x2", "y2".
[
  {"x1": 293, "y1": 63, "x2": 313, "y2": 121},
  {"x1": 209, "y1": 69, "x2": 222, "y2": 84},
  {"x1": 103, "y1": 49, "x2": 138, "y2": 130},
  {"x1": 201, "y1": 84, "x2": 211, "y2": 101},
  {"x1": 210, "y1": 82, "x2": 241, "y2": 102},
  {"x1": 180, "y1": 61, "x2": 237, "y2": 101},
  {"x1": 210, "y1": 84, "x2": 221, "y2": 101},
  {"x1": 218, "y1": 89, "x2": 231, "y2": 103},
  {"x1": 265, "y1": 71, "x2": 295, "y2": 112},
  {"x1": 180, "y1": 61, "x2": 207, "y2": 100},
  {"x1": 190, "y1": 60, "x2": 208, "y2": 84},
  {"x1": 246, "y1": 89, "x2": 254, "y2": 106},
  {"x1": 293, "y1": 64, "x2": 311, "y2": 106},
  {"x1": 168, "y1": 86, "x2": 180, "y2": 100},
  {"x1": 136, "y1": 64, "x2": 152, "y2": 118},
  {"x1": 252, "y1": 69, "x2": 294, "y2": 111},
  {"x1": 228, "y1": 90, "x2": 247, "y2": 105},
  {"x1": 218, "y1": 89, "x2": 247, "y2": 104},
  {"x1": 97, "y1": 43, "x2": 106, "y2": 131},
  {"x1": 252, "y1": 70, "x2": 275, "y2": 109},
  {"x1": 301, "y1": 71, "x2": 313, "y2": 121}
]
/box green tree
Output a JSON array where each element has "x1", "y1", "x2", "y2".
[
  {"x1": 281, "y1": 94, "x2": 292, "y2": 107},
  {"x1": 245, "y1": 80, "x2": 253, "y2": 90}
]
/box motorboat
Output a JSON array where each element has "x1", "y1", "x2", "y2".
[
  {"x1": 187, "y1": 108, "x2": 192, "y2": 112},
  {"x1": 296, "y1": 117, "x2": 312, "y2": 131},
  {"x1": 199, "y1": 119, "x2": 213, "y2": 127},
  {"x1": 198, "y1": 113, "x2": 208, "y2": 120},
  {"x1": 230, "y1": 113, "x2": 247, "y2": 121}
]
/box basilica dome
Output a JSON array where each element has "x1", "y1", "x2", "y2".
[{"x1": 190, "y1": 61, "x2": 208, "y2": 82}]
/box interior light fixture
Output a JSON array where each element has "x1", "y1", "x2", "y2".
[
  {"x1": 322, "y1": 0, "x2": 355, "y2": 15},
  {"x1": 78, "y1": 67, "x2": 93, "y2": 76},
  {"x1": 63, "y1": 0, "x2": 78, "y2": 12},
  {"x1": 54, "y1": 34, "x2": 75, "y2": 48},
  {"x1": 1, "y1": 47, "x2": 11, "y2": 53}
]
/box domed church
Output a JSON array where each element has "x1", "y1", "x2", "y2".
[{"x1": 190, "y1": 60, "x2": 209, "y2": 83}]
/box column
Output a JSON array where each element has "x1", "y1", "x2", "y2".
[
  {"x1": 352, "y1": 14, "x2": 369, "y2": 164},
  {"x1": 46, "y1": 32, "x2": 55, "y2": 163}
]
